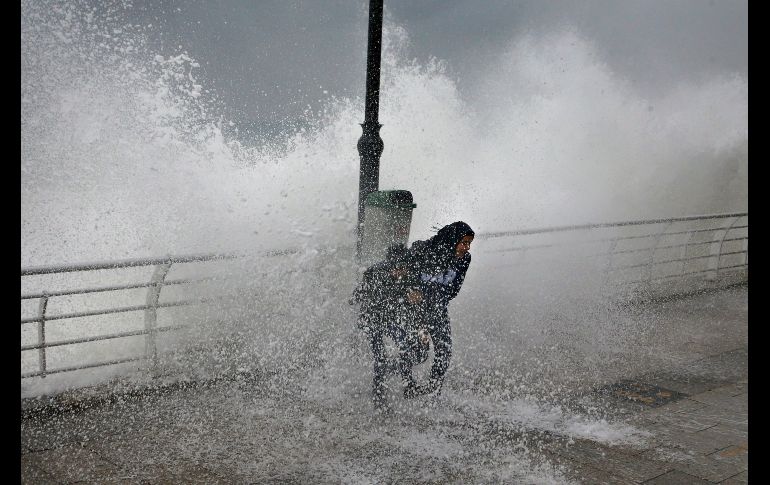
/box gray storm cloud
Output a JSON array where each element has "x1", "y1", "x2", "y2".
[{"x1": 108, "y1": 0, "x2": 747, "y2": 127}]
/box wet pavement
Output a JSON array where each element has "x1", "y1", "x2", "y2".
[{"x1": 21, "y1": 287, "x2": 748, "y2": 484}]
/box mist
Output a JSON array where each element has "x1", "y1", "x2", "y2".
[
  {"x1": 21, "y1": 4, "x2": 747, "y2": 478},
  {"x1": 21, "y1": 0, "x2": 747, "y2": 265}
]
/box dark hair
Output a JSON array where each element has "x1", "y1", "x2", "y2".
[{"x1": 421, "y1": 221, "x2": 474, "y2": 263}]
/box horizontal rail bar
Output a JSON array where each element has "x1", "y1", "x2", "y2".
[
  {"x1": 478, "y1": 212, "x2": 747, "y2": 240},
  {"x1": 487, "y1": 243, "x2": 558, "y2": 253},
  {"x1": 489, "y1": 237, "x2": 748, "y2": 259},
  {"x1": 622, "y1": 264, "x2": 748, "y2": 285},
  {"x1": 718, "y1": 250, "x2": 749, "y2": 258},
  {"x1": 644, "y1": 265, "x2": 748, "y2": 283},
  {"x1": 610, "y1": 250, "x2": 747, "y2": 271},
  {"x1": 19, "y1": 243, "x2": 338, "y2": 278},
  {"x1": 22, "y1": 356, "x2": 144, "y2": 379},
  {"x1": 483, "y1": 227, "x2": 747, "y2": 254},
  {"x1": 20, "y1": 276, "x2": 222, "y2": 300},
  {"x1": 21, "y1": 324, "x2": 188, "y2": 351},
  {"x1": 21, "y1": 299, "x2": 203, "y2": 324},
  {"x1": 608, "y1": 225, "x2": 748, "y2": 243},
  {"x1": 21, "y1": 252, "x2": 241, "y2": 276},
  {"x1": 614, "y1": 237, "x2": 747, "y2": 255},
  {"x1": 722, "y1": 236, "x2": 749, "y2": 243}
]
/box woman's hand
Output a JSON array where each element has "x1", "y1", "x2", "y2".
[
  {"x1": 390, "y1": 267, "x2": 408, "y2": 279},
  {"x1": 417, "y1": 328, "x2": 431, "y2": 346},
  {"x1": 406, "y1": 289, "x2": 423, "y2": 304}
]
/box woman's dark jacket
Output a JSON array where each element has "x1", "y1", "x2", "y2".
[{"x1": 353, "y1": 221, "x2": 474, "y2": 328}]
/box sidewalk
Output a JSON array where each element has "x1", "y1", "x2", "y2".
[
  {"x1": 545, "y1": 346, "x2": 748, "y2": 484},
  {"x1": 21, "y1": 288, "x2": 748, "y2": 484}
]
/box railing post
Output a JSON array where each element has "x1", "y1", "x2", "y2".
[
  {"x1": 706, "y1": 216, "x2": 741, "y2": 280},
  {"x1": 38, "y1": 295, "x2": 48, "y2": 378},
  {"x1": 602, "y1": 236, "x2": 620, "y2": 291},
  {"x1": 742, "y1": 235, "x2": 748, "y2": 272},
  {"x1": 679, "y1": 228, "x2": 700, "y2": 284},
  {"x1": 145, "y1": 261, "x2": 172, "y2": 372},
  {"x1": 646, "y1": 222, "x2": 673, "y2": 292}
]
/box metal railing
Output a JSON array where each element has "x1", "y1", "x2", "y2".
[
  {"x1": 21, "y1": 253, "x2": 244, "y2": 379},
  {"x1": 477, "y1": 211, "x2": 748, "y2": 295},
  {"x1": 21, "y1": 212, "x2": 747, "y2": 381}
]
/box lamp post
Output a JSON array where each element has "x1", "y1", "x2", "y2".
[{"x1": 356, "y1": 0, "x2": 384, "y2": 261}]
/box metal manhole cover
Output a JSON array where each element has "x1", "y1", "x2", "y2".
[{"x1": 596, "y1": 380, "x2": 688, "y2": 407}]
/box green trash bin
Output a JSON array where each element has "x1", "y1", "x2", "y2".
[{"x1": 360, "y1": 190, "x2": 416, "y2": 266}]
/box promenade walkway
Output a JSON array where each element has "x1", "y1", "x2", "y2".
[{"x1": 21, "y1": 286, "x2": 748, "y2": 484}]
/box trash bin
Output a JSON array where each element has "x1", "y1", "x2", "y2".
[{"x1": 360, "y1": 190, "x2": 416, "y2": 267}]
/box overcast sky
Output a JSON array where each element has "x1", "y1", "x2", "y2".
[{"x1": 118, "y1": 0, "x2": 747, "y2": 127}]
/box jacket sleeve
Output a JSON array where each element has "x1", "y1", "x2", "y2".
[
  {"x1": 443, "y1": 255, "x2": 470, "y2": 302},
  {"x1": 416, "y1": 254, "x2": 471, "y2": 308}
]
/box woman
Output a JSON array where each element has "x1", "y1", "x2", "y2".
[
  {"x1": 352, "y1": 221, "x2": 475, "y2": 407},
  {"x1": 398, "y1": 221, "x2": 474, "y2": 399}
]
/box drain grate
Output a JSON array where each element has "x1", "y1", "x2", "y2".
[{"x1": 595, "y1": 380, "x2": 688, "y2": 407}]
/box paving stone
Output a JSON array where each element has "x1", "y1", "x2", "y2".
[
  {"x1": 561, "y1": 462, "x2": 639, "y2": 485},
  {"x1": 639, "y1": 372, "x2": 730, "y2": 396},
  {"x1": 598, "y1": 380, "x2": 688, "y2": 408},
  {"x1": 22, "y1": 443, "x2": 125, "y2": 484},
  {"x1": 641, "y1": 447, "x2": 746, "y2": 483},
  {"x1": 691, "y1": 424, "x2": 747, "y2": 454},
  {"x1": 720, "y1": 470, "x2": 748, "y2": 484},
  {"x1": 665, "y1": 407, "x2": 747, "y2": 434},
  {"x1": 21, "y1": 459, "x2": 59, "y2": 485},
  {"x1": 690, "y1": 382, "x2": 746, "y2": 399},
  {"x1": 649, "y1": 431, "x2": 724, "y2": 456},
  {"x1": 643, "y1": 410, "x2": 721, "y2": 436},
  {"x1": 17, "y1": 291, "x2": 748, "y2": 485},
  {"x1": 642, "y1": 469, "x2": 712, "y2": 484},
  {"x1": 552, "y1": 439, "x2": 672, "y2": 483},
  {"x1": 652, "y1": 398, "x2": 709, "y2": 415},
  {"x1": 707, "y1": 442, "x2": 748, "y2": 470},
  {"x1": 132, "y1": 464, "x2": 230, "y2": 484}
]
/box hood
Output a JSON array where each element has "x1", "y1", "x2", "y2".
[{"x1": 417, "y1": 221, "x2": 474, "y2": 264}]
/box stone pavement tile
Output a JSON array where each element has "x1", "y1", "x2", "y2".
[
  {"x1": 126, "y1": 464, "x2": 230, "y2": 484},
  {"x1": 89, "y1": 440, "x2": 231, "y2": 484},
  {"x1": 644, "y1": 408, "x2": 721, "y2": 431},
  {"x1": 681, "y1": 349, "x2": 748, "y2": 381},
  {"x1": 642, "y1": 469, "x2": 712, "y2": 484},
  {"x1": 22, "y1": 443, "x2": 126, "y2": 484},
  {"x1": 642, "y1": 347, "x2": 748, "y2": 394},
  {"x1": 646, "y1": 422, "x2": 740, "y2": 456},
  {"x1": 720, "y1": 470, "x2": 748, "y2": 484},
  {"x1": 650, "y1": 433, "x2": 723, "y2": 457},
  {"x1": 549, "y1": 439, "x2": 673, "y2": 483},
  {"x1": 21, "y1": 401, "x2": 158, "y2": 453},
  {"x1": 640, "y1": 412, "x2": 723, "y2": 454},
  {"x1": 88, "y1": 434, "x2": 207, "y2": 478},
  {"x1": 707, "y1": 442, "x2": 748, "y2": 471},
  {"x1": 639, "y1": 372, "x2": 730, "y2": 396},
  {"x1": 561, "y1": 462, "x2": 639, "y2": 485},
  {"x1": 649, "y1": 398, "x2": 709, "y2": 415},
  {"x1": 640, "y1": 447, "x2": 746, "y2": 483},
  {"x1": 665, "y1": 407, "x2": 747, "y2": 435},
  {"x1": 691, "y1": 425, "x2": 747, "y2": 453},
  {"x1": 21, "y1": 414, "x2": 92, "y2": 452},
  {"x1": 21, "y1": 459, "x2": 59, "y2": 485},
  {"x1": 690, "y1": 384, "x2": 747, "y2": 405}
]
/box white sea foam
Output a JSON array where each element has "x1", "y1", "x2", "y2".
[{"x1": 21, "y1": 1, "x2": 745, "y2": 466}]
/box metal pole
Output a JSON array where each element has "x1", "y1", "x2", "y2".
[
  {"x1": 356, "y1": 0, "x2": 384, "y2": 261},
  {"x1": 145, "y1": 262, "x2": 172, "y2": 372},
  {"x1": 38, "y1": 295, "x2": 49, "y2": 378}
]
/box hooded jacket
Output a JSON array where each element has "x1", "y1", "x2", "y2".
[
  {"x1": 399, "y1": 221, "x2": 474, "y2": 311},
  {"x1": 352, "y1": 221, "x2": 474, "y2": 323}
]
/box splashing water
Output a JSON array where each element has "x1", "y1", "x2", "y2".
[{"x1": 21, "y1": 2, "x2": 746, "y2": 482}]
